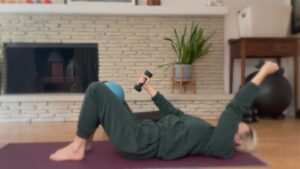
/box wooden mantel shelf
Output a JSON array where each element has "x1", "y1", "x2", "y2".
[{"x1": 0, "y1": 4, "x2": 228, "y2": 16}]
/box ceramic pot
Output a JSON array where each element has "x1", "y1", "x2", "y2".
[{"x1": 174, "y1": 64, "x2": 192, "y2": 82}]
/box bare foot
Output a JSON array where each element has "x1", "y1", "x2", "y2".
[{"x1": 49, "y1": 137, "x2": 86, "y2": 161}]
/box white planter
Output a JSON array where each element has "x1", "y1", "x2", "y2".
[
  {"x1": 238, "y1": 5, "x2": 291, "y2": 37},
  {"x1": 174, "y1": 64, "x2": 192, "y2": 82}
]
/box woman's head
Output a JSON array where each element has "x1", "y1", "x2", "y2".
[{"x1": 234, "y1": 122, "x2": 258, "y2": 153}]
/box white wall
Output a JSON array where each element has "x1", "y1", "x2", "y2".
[
  {"x1": 223, "y1": 0, "x2": 298, "y2": 114},
  {"x1": 224, "y1": 0, "x2": 291, "y2": 92}
]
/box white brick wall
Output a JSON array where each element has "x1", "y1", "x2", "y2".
[
  {"x1": 0, "y1": 94, "x2": 232, "y2": 122},
  {"x1": 0, "y1": 14, "x2": 229, "y2": 122}
]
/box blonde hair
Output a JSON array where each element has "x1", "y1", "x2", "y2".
[{"x1": 236, "y1": 127, "x2": 258, "y2": 153}]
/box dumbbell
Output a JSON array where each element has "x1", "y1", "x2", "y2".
[{"x1": 134, "y1": 70, "x2": 153, "y2": 92}]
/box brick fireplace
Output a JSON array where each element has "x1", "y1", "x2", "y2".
[
  {"x1": 4, "y1": 42, "x2": 98, "y2": 94},
  {"x1": 0, "y1": 14, "x2": 232, "y2": 122}
]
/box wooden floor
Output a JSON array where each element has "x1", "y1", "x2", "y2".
[{"x1": 0, "y1": 117, "x2": 299, "y2": 169}]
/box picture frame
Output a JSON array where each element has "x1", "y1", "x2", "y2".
[
  {"x1": 67, "y1": 0, "x2": 136, "y2": 6},
  {"x1": 291, "y1": 0, "x2": 300, "y2": 34}
]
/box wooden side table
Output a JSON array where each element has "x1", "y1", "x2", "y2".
[{"x1": 229, "y1": 37, "x2": 299, "y2": 117}]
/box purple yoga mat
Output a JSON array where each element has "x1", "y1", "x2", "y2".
[{"x1": 0, "y1": 141, "x2": 266, "y2": 169}]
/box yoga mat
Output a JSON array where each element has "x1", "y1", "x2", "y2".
[{"x1": 0, "y1": 141, "x2": 267, "y2": 169}]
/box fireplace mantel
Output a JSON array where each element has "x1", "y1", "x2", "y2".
[{"x1": 0, "y1": 4, "x2": 227, "y2": 16}]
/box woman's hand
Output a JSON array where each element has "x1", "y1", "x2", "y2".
[
  {"x1": 138, "y1": 74, "x2": 150, "y2": 87},
  {"x1": 138, "y1": 74, "x2": 157, "y2": 97},
  {"x1": 260, "y1": 61, "x2": 279, "y2": 76},
  {"x1": 251, "y1": 61, "x2": 279, "y2": 86}
]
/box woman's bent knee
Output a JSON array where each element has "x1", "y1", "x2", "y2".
[
  {"x1": 87, "y1": 81, "x2": 101, "y2": 89},
  {"x1": 86, "y1": 81, "x2": 104, "y2": 93}
]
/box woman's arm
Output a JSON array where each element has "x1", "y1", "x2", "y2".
[
  {"x1": 143, "y1": 85, "x2": 158, "y2": 97},
  {"x1": 138, "y1": 75, "x2": 184, "y2": 116},
  {"x1": 250, "y1": 61, "x2": 279, "y2": 86},
  {"x1": 205, "y1": 82, "x2": 260, "y2": 158},
  {"x1": 205, "y1": 61, "x2": 279, "y2": 158}
]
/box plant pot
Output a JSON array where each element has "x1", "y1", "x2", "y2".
[{"x1": 174, "y1": 64, "x2": 192, "y2": 82}]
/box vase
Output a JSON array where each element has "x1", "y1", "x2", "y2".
[{"x1": 147, "y1": 0, "x2": 160, "y2": 6}]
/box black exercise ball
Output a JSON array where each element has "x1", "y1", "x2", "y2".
[{"x1": 245, "y1": 71, "x2": 293, "y2": 118}]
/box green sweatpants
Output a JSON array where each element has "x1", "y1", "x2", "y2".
[{"x1": 76, "y1": 82, "x2": 160, "y2": 159}]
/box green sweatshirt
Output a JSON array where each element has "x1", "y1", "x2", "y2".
[{"x1": 152, "y1": 82, "x2": 259, "y2": 160}]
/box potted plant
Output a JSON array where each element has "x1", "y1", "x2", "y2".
[{"x1": 160, "y1": 22, "x2": 214, "y2": 82}]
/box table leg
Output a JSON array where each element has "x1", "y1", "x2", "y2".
[
  {"x1": 240, "y1": 40, "x2": 246, "y2": 89},
  {"x1": 293, "y1": 42, "x2": 299, "y2": 118},
  {"x1": 230, "y1": 58, "x2": 234, "y2": 93},
  {"x1": 171, "y1": 67, "x2": 174, "y2": 93}
]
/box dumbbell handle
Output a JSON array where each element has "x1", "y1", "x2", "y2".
[
  {"x1": 134, "y1": 70, "x2": 153, "y2": 92},
  {"x1": 256, "y1": 60, "x2": 284, "y2": 75}
]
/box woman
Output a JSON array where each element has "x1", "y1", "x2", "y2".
[{"x1": 50, "y1": 61, "x2": 279, "y2": 161}]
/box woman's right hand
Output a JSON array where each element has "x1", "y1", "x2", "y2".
[
  {"x1": 138, "y1": 74, "x2": 157, "y2": 97},
  {"x1": 138, "y1": 74, "x2": 150, "y2": 88}
]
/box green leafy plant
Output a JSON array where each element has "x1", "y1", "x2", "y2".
[{"x1": 159, "y1": 22, "x2": 214, "y2": 69}]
